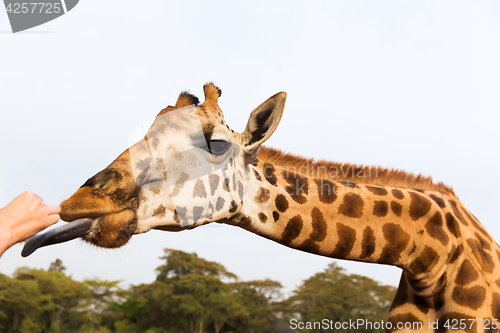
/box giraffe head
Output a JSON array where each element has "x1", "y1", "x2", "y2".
[{"x1": 57, "y1": 83, "x2": 286, "y2": 248}]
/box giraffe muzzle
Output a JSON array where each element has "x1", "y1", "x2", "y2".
[{"x1": 21, "y1": 218, "x2": 95, "y2": 257}]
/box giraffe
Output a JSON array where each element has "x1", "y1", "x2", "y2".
[{"x1": 26, "y1": 83, "x2": 500, "y2": 332}]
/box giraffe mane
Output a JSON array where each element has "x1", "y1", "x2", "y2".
[{"x1": 258, "y1": 146, "x2": 455, "y2": 195}]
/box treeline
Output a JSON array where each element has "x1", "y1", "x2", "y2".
[{"x1": 0, "y1": 249, "x2": 396, "y2": 333}]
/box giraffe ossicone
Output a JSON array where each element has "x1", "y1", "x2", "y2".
[{"x1": 23, "y1": 83, "x2": 500, "y2": 332}]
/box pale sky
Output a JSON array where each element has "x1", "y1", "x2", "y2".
[{"x1": 1, "y1": 1, "x2": 499, "y2": 294}]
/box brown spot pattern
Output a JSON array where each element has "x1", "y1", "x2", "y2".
[
  {"x1": 452, "y1": 285, "x2": 486, "y2": 310},
  {"x1": 445, "y1": 213, "x2": 461, "y2": 238},
  {"x1": 338, "y1": 194, "x2": 364, "y2": 218},
  {"x1": 193, "y1": 179, "x2": 207, "y2": 198},
  {"x1": 409, "y1": 246, "x2": 439, "y2": 274},
  {"x1": 491, "y1": 293, "x2": 500, "y2": 326},
  {"x1": 467, "y1": 238, "x2": 495, "y2": 273},
  {"x1": 425, "y1": 211, "x2": 449, "y2": 246},
  {"x1": 448, "y1": 244, "x2": 463, "y2": 265},
  {"x1": 229, "y1": 200, "x2": 238, "y2": 213},
  {"x1": 296, "y1": 208, "x2": 327, "y2": 254},
  {"x1": 433, "y1": 272, "x2": 448, "y2": 298},
  {"x1": 238, "y1": 215, "x2": 252, "y2": 228},
  {"x1": 391, "y1": 189, "x2": 405, "y2": 199},
  {"x1": 222, "y1": 176, "x2": 231, "y2": 192},
  {"x1": 314, "y1": 179, "x2": 337, "y2": 204},
  {"x1": 275, "y1": 194, "x2": 289, "y2": 213},
  {"x1": 373, "y1": 201, "x2": 388, "y2": 217},
  {"x1": 430, "y1": 194, "x2": 446, "y2": 208},
  {"x1": 237, "y1": 181, "x2": 244, "y2": 200},
  {"x1": 413, "y1": 294, "x2": 430, "y2": 314},
  {"x1": 273, "y1": 211, "x2": 279, "y2": 222},
  {"x1": 253, "y1": 169, "x2": 262, "y2": 181},
  {"x1": 135, "y1": 158, "x2": 150, "y2": 171},
  {"x1": 175, "y1": 206, "x2": 187, "y2": 225},
  {"x1": 366, "y1": 186, "x2": 388, "y2": 196},
  {"x1": 331, "y1": 223, "x2": 356, "y2": 258},
  {"x1": 463, "y1": 208, "x2": 491, "y2": 240},
  {"x1": 208, "y1": 174, "x2": 219, "y2": 195},
  {"x1": 449, "y1": 200, "x2": 467, "y2": 225},
  {"x1": 409, "y1": 192, "x2": 432, "y2": 221},
  {"x1": 282, "y1": 171, "x2": 309, "y2": 204},
  {"x1": 193, "y1": 206, "x2": 204, "y2": 223},
  {"x1": 433, "y1": 286, "x2": 446, "y2": 312},
  {"x1": 153, "y1": 204, "x2": 166, "y2": 217},
  {"x1": 456, "y1": 259, "x2": 479, "y2": 286},
  {"x1": 215, "y1": 197, "x2": 225, "y2": 211},
  {"x1": 258, "y1": 213, "x2": 267, "y2": 223},
  {"x1": 360, "y1": 226, "x2": 375, "y2": 259},
  {"x1": 390, "y1": 201, "x2": 402, "y2": 216},
  {"x1": 281, "y1": 215, "x2": 303, "y2": 245},
  {"x1": 263, "y1": 163, "x2": 277, "y2": 186},
  {"x1": 340, "y1": 181, "x2": 359, "y2": 189},
  {"x1": 254, "y1": 187, "x2": 270, "y2": 204},
  {"x1": 475, "y1": 232, "x2": 491, "y2": 251},
  {"x1": 379, "y1": 223, "x2": 410, "y2": 265},
  {"x1": 297, "y1": 239, "x2": 319, "y2": 254},
  {"x1": 171, "y1": 172, "x2": 189, "y2": 196}
]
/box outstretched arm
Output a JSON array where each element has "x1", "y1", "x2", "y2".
[{"x1": 0, "y1": 191, "x2": 60, "y2": 257}]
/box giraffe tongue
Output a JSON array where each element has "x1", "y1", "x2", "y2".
[{"x1": 21, "y1": 218, "x2": 94, "y2": 257}]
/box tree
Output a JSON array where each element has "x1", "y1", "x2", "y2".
[
  {"x1": 0, "y1": 265, "x2": 92, "y2": 333},
  {"x1": 110, "y1": 249, "x2": 254, "y2": 333},
  {"x1": 279, "y1": 262, "x2": 396, "y2": 333},
  {"x1": 172, "y1": 274, "x2": 246, "y2": 333},
  {"x1": 107, "y1": 281, "x2": 175, "y2": 332},
  {"x1": 14, "y1": 266, "x2": 92, "y2": 332},
  {"x1": 83, "y1": 278, "x2": 123, "y2": 331},
  {"x1": 231, "y1": 279, "x2": 283, "y2": 333},
  {"x1": 48, "y1": 259, "x2": 66, "y2": 275},
  {"x1": 156, "y1": 248, "x2": 237, "y2": 281},
  {"x1": 0, "y1": 273, "x2": 46, "y2": 332}
]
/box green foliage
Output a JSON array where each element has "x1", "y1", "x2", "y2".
[
  {"x1": 278, "y1": 262, "x2": 396, "y2": 333},
  {"x1": 111, "y1": 249, "x2": 252, "y2": 333},
  {"x1": 230, "y1": 279, "x2": 283, "y2": 333},
  {"x1": 0, "y1": 252, "x2": 397, "y2": 333},
  {"x1": 0, "y1": 265, "x2": 91, "y2": 332},
  {"x1": 156, "y1": 248, "x2": 237, "y2": 281}
]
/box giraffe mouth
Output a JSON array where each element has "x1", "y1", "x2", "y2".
[{"x1": 21, "y1": 218, "x2": 95, "y2": 257}]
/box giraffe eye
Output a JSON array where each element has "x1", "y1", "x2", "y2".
[{"x1": 206, "y1": 140, "x2": 231, "y2": 156}]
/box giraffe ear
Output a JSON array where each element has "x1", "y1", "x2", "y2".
[{"x1": 242, "y1": 92, "x2": 287, "y2": 160}]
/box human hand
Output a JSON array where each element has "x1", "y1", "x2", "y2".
[{"x1": 0, "y1": 191, "x2": 60, "y2": 257}]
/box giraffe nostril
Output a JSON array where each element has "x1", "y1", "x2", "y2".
[
  {"x1": 80, "y1": 171, "x2": 116, "y2": 189},
  {"x1": 98, "y1": 179, "x2": 110, "y2": 189}
]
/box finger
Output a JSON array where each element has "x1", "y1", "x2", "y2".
[
  {"x1": 46, "y1": 205, "x2": 61, "y2": 214},
  {"x1": 45, "y1": 214, "x2": 60, "y2": 225}
]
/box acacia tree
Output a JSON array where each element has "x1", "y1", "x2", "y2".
[
  {"x1": 0, "y1": 261, "x2": 92, "y2": 333},
  {"x1": 231, "y1": 279, "x2": 283, "y2": 333},
  {"x1": 84, "y1": 278, "x2": 123, "y2": 331},
  {"x1": 112, "y1": 249, "x2": 278, "y2": 333},
  {"x1": 279, "y1": 262, "x2": 396, "y2": 333},
  {"x1": 156, "y1": 249, "x2": 237, "y2": 281},
  {"x1": 158, "y1": 249, "x2": 245, "y2": 333}
]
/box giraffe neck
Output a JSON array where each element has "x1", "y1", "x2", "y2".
[
  {"x1": 232, "y1": 158, "x2": 453, "y2": 290},
  {"x1": 223, "y1": 151, "x2": 500, "y2": 329}
]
